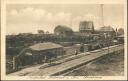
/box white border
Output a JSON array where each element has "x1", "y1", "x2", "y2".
[{"x1": 1, "y1": 0, "x2": 127, "y2": 80}]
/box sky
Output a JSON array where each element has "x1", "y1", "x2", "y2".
[{"x1": 6, "y1": 4, "x2": 124, "y2": 35}]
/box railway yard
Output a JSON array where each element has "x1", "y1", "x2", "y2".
[{"x1": 8, "y1": 44, "x2": 124, "y2": 76}]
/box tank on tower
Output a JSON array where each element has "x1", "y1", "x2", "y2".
[{"x1": 54, "y1": 25, "x2": 73, "y2": 36}]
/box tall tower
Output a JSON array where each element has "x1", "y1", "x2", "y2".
[{"x1": 101, "y1": 4, "x2": 104, "y2": 27}]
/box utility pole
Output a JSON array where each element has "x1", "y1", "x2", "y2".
[
  {"x1": 101, "y1": 4, "x2": 109, "y2": 54},
  {"x1": 101, "y1": 4, "x2": 110, "y2": 54}
]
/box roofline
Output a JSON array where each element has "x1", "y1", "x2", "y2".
[{"x1": 29, "y1": 46, "x2": 63, "y2": 52}]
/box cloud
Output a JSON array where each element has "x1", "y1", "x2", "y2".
[
  {"x1": 84, "y1": 14, "x2": 98, "y2": 21},
  {"x1": 7, "y1": 7, "x2": 99, "y2": 34},
  {"x1": 10, "y1": 7, "x2": 46, "y2": 22}
]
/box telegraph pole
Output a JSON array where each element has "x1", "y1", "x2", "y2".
[{"x1": 100, "y1": 4, "x2": 110, "y2": 54}]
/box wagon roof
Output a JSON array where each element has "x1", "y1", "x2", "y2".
[{"x1": 29, "y1": 42, "x2": 63, "y2": 51}]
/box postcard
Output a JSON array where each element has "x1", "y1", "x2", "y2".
[{"x1": 1, "y1": 0, "x2": 127, "y2": 80}]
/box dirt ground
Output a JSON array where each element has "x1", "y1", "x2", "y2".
[{"x1": 65, "y1": 50, "x2": 124, "y2": 76}]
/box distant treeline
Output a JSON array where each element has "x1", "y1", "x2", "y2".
[
  {"x1": 6, "y1": 34, "x2": 94, "y2": 47},
  {"x1": 6, "y1": 34, "x2": 94, "y2": 56}
]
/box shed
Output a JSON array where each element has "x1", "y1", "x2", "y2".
[{"x1": 14, "y1": 42, "x2": 64, "y2": 67}]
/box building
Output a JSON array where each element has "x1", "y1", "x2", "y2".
[
  {"x1": 28, "y1": 42, "x2": 64, "y2": 62},
  {"x1": 99, "y1": 26, "x2": 115, "y2": 33},
  {"x1": 79, "y1": 21, "x2": 94, "y2": 34},
  {"x1": 98, "y1": 26, "x2": 116, "y2": 37},
  {"x1": 117, "y1": 34, "x2": 124, "y2": 43},
  {"x1": 54, "y1": 25, "x2": 73, "y2": 36},
  {"x1": 13, "y1": 42, "x2": 64, "y2": 69}
]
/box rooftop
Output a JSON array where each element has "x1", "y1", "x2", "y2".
[
  {"x1": 29, "y1": 42, "x2": 63, "y2": 51},
  {"x1": 99, "y1": 26, "x2": 115, "y2": 32}
]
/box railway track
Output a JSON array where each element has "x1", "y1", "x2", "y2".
[{"x1": 49, "y1": 44, "x2": 124, "y2": 76}]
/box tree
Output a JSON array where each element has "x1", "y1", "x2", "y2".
[
  {"x1": 38, "y1": 30, "x2": 44, "y2": 34},
  {"x1": 46, "y1": 31, "x2": 49, "y2": 34},
  {"x1": 118, "y1": 28, "x2": 124, "y2": 35}
]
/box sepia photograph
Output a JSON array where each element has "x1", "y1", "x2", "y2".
[{"x1": 1, "y1": 0, "x2": 127, "y2": 80}]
